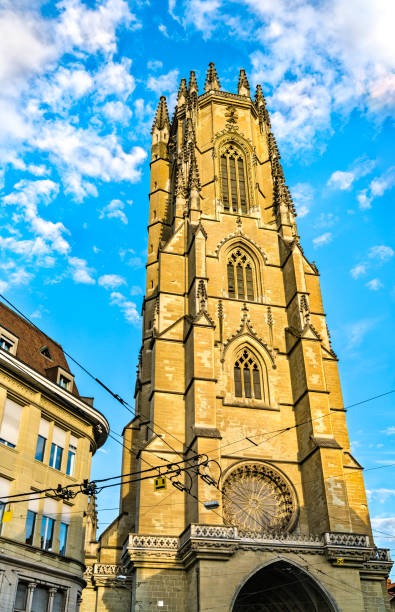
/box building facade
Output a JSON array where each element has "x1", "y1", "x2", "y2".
[
  {"x1": 0, "y1": 303, "x2": 109, "y2": 611},
  {"x1": 83, "y1": 64, "x2": 392, "y2": 611}
]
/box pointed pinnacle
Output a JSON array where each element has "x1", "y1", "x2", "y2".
[
  {"x1": 238, "y1": 69, "x2": 250, "y2": 97},
  {"x1": 255, "y1": 84, "x2": 265, "y2": 107},
  {"x1": 204, "y1": 62, "x2": 221, "y2": 92},
  {"x1": 151, "y1": 95, "x2": 170, "y2": 132},
  {"x1": 177, "y1": 78, "x2": 188, "y2": 104},
  {"x1": 188, "y1": 70, "x2": 198, "y2": 94}
]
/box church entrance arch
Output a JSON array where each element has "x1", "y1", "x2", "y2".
[{"x1": 231, "y1": 560, "x2": 338, "y2": 612}]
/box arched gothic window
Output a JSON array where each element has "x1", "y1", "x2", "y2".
[
  {"x1": 234, "y1": 348, "x2": 262, "y2": 400},
  {"x1": 220, "y1": 143, "x2": 248, "y2": 214},
  {"x1": 227, "y1": 249, "x2": 255, "y2": 301}
]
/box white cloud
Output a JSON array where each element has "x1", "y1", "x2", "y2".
[
  {"x1": 158, "y1": 24, "x2": 169, "y2": 37},
  {"x1": 291, "y1": 182, "x2": 314, "y2": 217},
  {"x1": 350, "y1": 264, "x2": 366, "y2": 279},
  {"x1": 95, "y1": 58, "x2": 135, "y2": 100},
  {"x1": 99, "y1": 199, "x2": 129, "y2": 224},
  {"x1": 371, "y1": 516, "x2": 395, "y2": 534},
  {"x1": 130, "y1": 285, "x2": 144, "y2": 296},
  {"x1": 327, "y1": 158, "x2": 375, "y2": 191},
  {"x1": 383, "y1": 426, "x2": 395, "y2": 435},
  {"x1": 68, "y1": 257, "x2": 95, "y2": 284},
  {"x1": 366, "y1": 278, "x2": 383, "y2": 291},
  {"x1": 98, "y1": 274, "x2": 126, "y2": 290},
  {"x1": 57, "y1": 0, "x2": 138, "y2": 56},
  {"x1": 110, "y1": 291, "x2": 140, "y2": 324},
  {"x1": 147, "y1": 69, "x2": 179, "y2": 95},
  {"x1": 120, "y1": 248, "x2": 145, "y2": 269},
  {"x1": 327, "y1": 170, "x2": 355, "y2": 191},
  {"x1": 313, "y1": 232, "x2": 332, "y2": 248},
  {"x1": 345, "y1": 318, "x2": 378, "y2": 348},
  {"x1": 147, "y1": 60, "x2": 163, "y2": 71},
  {"x1": 367, "y1": 490, "x2": 395, "y2": 503},
  {"x1": 357, "y1": 166, "x2": 395, "y2": 209},
  {"x1": 314, "y1": 212, "x2": 338, "y2": 229},
  {"x1": 9, "y1": 267, "x2": 33, "y2": 286},
  {"x1": 101, "y1": 101, "x2": 132, "y2": 123},
  {"x1": 368, "y1": 245, "x2": 394, "y2": 262}
]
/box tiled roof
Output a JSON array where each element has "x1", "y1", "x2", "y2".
[{"x1": 0, "y1": 302, "x2": 79, "y2": 397}]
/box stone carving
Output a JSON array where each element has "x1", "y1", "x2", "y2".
[
  {"x1": 129, "y1": 534, "x2": 178, "y2": 549},
  {"x1": 324, "y1": 532, "x2": 370, "y2": 547},
  {"x1": 222, "y1": 462, "x2": 297, "y2": 533}
]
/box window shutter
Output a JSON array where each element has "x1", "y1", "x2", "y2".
[
  {"x1": 52, "y1": 425, "x2": 66, "y2": 448},
  {"x1": 69, "y1": 434, "x2": 78, "y2": 448},
  {"x1": 61, "y1": 503, "x2": 71, "y2": 525},
  {"x1": 39, "y1": 418, "x2": 50, "y2": 439},
  {"x1": 243, "y1": 367, "x2": 252, "y2": 398},
  {"x1": 237, "y1": 158, "x2": 247, "y2": 213},
  {"x1": 229, "y1": 157, "x2": 237, "y2": 209},
  {"x1": 28, "y1": 494, "x2": 39, "y2": 513},
  {"x1": 221, "y1": 156, "x2": 229, "y2": 209},
  {"x1": 253, "y1": 367, "x2": 262, "y2": 400},
  {"x1": 0, "y1": 477, "x2": 10, "y2": 500},
  {"x1": 236, "y1": 264, "x2": 244, "y2": 299},
  {"x1": 43, "y1": 497, "x2": 59, "y2": 519},
  {"x1": 246, "y1": 266, "x2": 254, "y2": 301},
  {"x1": 0, "y1": 398, "x2": 23, "y2": 446},
  {"x1": 234, "y1": 366, "x2": 242, "y2": 397}
]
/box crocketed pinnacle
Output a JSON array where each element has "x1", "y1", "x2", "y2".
[
  {"x1": 204, "y1": 62, "x2": 221, "y2": 92},
  {"x1": 151, "y1": 95, "x2": 170, "y2": 132},
  {"x1": 188, "y1": 70, "x2": 198, "y2": 94},
  {"x1": 255, "y1": 84, "x2": 265, "y2": 107},
  {"x1": 255, "y1": 84, "x2": 271, "y2": 128},
  {"x1": 238, "y1": 69, "x2": 250, "y2": 96},
  {"x1": 177, "y1": 78, "x2": 188, "y2": 104}
]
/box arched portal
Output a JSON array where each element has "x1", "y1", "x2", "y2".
[{"x1": 232, "y1": 561, "x2": 337, "y2": 612}]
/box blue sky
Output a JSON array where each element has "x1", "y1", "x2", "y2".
[{"x1": 0, "y1": 0, "x2": 394, "y2": 567}]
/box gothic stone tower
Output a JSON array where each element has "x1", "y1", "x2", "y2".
[{"x1": 82, "y1": 64, "x2": 392, "y2": 612}]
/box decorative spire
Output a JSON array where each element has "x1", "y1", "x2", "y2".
[
  {"x1": 188, "y1": 70, "x2": 198, "y2": 95},
  {"x1": 238, "y1": 69, "x2": 250, "y2": 97},
  {"x1": 188, "y1": 149, "x2": 201, "y2": 191},
  {"x1": 255, "y1": 84, "x2": 264, "y2": 107},
  {"x1": 151, "y1": 96, "x2": 170, "y2": 132},
  {"x1": 177, "y1": 78, "x2": 188, "y2": 106},
  {"x1": 204, "y1": 62, "x2": 221, "y2": 92},
  {"x1": 255, "y1": 84, "x2": 271, "y2": 129}
]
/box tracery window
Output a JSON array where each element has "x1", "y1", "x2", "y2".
[
  {"x1": 220, "y1": 143, "x2": 248, "y2": 214},
  {"x1": 234, "y1": 348, "x2": 262, "y2": 400},
  {"x1": 227, "y1": 249, "x2": 255, "y2": 300}
]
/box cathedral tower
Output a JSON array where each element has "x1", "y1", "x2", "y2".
[{"x1": 82, "y1": 64, "x2": 392, "y2": 612}]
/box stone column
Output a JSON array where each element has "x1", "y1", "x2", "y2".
[
  {"x1": 26, "y1": 582, "x2": 36, "y2": 612},
  {"x1": 47, "y1": 587, "x2": 57, "y2": 612}
]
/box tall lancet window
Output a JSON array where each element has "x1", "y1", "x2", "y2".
[
  {"x1": 220, "y1": 144, "x2": 248, "y2": 214},
  {"x1": 227, "y1": 248, "x2": 255, "y2": 301},
  {"x1": 234, "y1": 348, "x2": 262, "y2": 400}
]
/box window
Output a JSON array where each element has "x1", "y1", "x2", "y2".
[
  {"x1": 0, "y1": 398, "x2": 23, "y2": 448},
  {"x1": 0, "y1": 477, "x2": 10, "y2": 530},
  {"x1": 49, "y1": 426, "x2": 66, "y2": 470},
  {"x1": 40, "y1": 346, "x2": 52, "y2": 360},
  {"x1": 220, "y1": 143, "x2": 248, "y2": 214},
  {"x1": 40, "y1": 515, "x2": 55, "y2": 551},
  {"x1": 25, "y1": 510, "x2": 36, "y2": 545},
  {"x1": 59, "y1": 522, "x2": 68, "y2": 556},
  {"x1": 53, "y1": 591, "x2": 65, "y2": 612},
  {"x1": 49, "y1": 444, "x2": 63, "y2": 470},
  {"x1": 66, "y1": 436, "x2": 77, "y2": 476},
  {"x1": 35, "y1": 419, "x2": 49, "y2": 462},
  {"x1": 234, "y1": 348, "x2": 262, "y2": 400},
  {"x1": 14, "y1": 582, "x2": 28, "y2": 611},
  {"x1": 58, "y1": 375, "x2": 70, "y2": 390},
  {"x1": 31, "y1": 586, "x2": 49, "y2": 612},
  {"x1": 227, "y1": 249, "x2": 255, "y2": 301},
  {"x1": 0, "y1": 336, "x2": 13, "y2": 351}
]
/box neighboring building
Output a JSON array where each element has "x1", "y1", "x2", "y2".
[
  {"x1": 0, "y1": 302, "x2": 109, "y2": 611},
  {"x1": 388, "y1": 580, "x2": 395, "y2": 609},
  {"x1": 82, "y1": 64, "x2": 392, "y2": 611}
]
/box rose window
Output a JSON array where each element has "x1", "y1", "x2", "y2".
[{"x1": 222, "y1": 463, "x2": 297, "y2": 534}]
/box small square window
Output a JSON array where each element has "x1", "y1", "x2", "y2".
[
  {"x1": 58, "y1": 375, "x2": 70, "y2": 390},
  {"x1": 40, "y1": 346, "x2": 52, "y2": 360},
  {"x1": 0, "y1": 337, "x2": 13, "y2": 352}
]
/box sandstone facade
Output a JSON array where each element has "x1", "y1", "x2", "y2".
[{"x1": 82, "y1": 64, "x2": 392, "y2": 612}]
